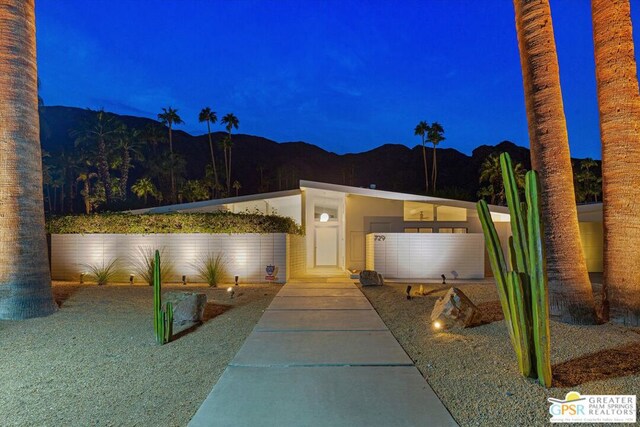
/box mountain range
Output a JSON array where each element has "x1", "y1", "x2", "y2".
[{"x1": 38, "y1": 105, "x2": 596, "y2": 208}]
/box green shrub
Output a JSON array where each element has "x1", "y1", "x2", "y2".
[
  {"x1": 82, "y1": 258, "x2": 121, "y2": 286},
  {"x1": 46, "y1": 212, "x2": 303, "y2": 235},
  {"x1": 191, "y1": 253, "x2": 227, "y2": 287},
  {"x1": 131, "y1": 246, "x2": 175, "y2": 285}
]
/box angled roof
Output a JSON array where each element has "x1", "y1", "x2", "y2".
[
  {"x1": 299, "y1": 180, "x2": 510, "y2": 213},
  {"x1": 130, "y1": 180, "x2": 509, "y2": 214}
]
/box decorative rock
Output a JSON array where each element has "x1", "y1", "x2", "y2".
[
  {"x1": 359, "y1": 270, "x2": 384, "y2": 286},
  {"x1": 164, "y1": 292, "x2": 207, "y2": 326},
  {"x1": 430, "y1": 287, "x2": 482, "y2": 328}
]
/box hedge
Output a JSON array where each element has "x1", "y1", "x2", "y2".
[{"x1": 46, "y1": 212, "x2": 303, "y2": 235}]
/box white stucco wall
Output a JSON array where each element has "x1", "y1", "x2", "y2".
[
  {"x1": 366, "y1": 233, "x2": 485, "y2": 279},
  {"x1": 51, "y1": 233, "x2": 288, "y2": 284}
]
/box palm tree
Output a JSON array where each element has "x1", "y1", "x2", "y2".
[
  {"x1": 414, "y1": 121, "x2": 430, "y2": 193},
  {"x1": 514, "y1": 0, "x2": 597, "y2": 324},
  {"x1": 479, "y1": 153, "x2": 526, "y2": 205},
  {"x1": 199, "y1": 107, "x2": 220, "y2": 193},
  {"x1": 73, "y1": 109, "x2": 120, "y2": 208},
  {"x1": 157, "y1": 107, "x2": 183, "y2": 204},
  {"x1": 76, "y1": 171, "x2": 98, "y2": 213},
  {"x1": 131, "y1": 177, "x2": 160, "y2": 205},
  {"x1": 574, "y1": 159, "x2": 601, "y2": 203},
  {"x1": 428, "y1": 122, "x2": 445, "y2": 193},
  {"x1": 115, "y1": 126, "x2": 145, "y2": 200},
  {"x1": 0, "y1": 0, "x2": 57, "y2": 319},
  {"x1": 220, "y1": 113, "x2": 239, "y2": 193},
  {"x1": 233, "y1": 180, "x2": 241, "y2": 196},
  {"x1": 592, "y1": 0, "x2": 640, "y2": 325}
]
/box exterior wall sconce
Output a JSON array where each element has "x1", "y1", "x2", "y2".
[
  {"x1": 320, "y1": 212, "x2": 329, "y2": 223},
  {"x1": 129, "y1": 274, "x2": 134, "y2": 285}
]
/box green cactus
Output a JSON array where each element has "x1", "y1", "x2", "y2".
[
  {"x1": 153, "y1": 249, "x2": 173, "y2": 345},
  {"x1": 476, "y1": 152, "x2": 551, "y2": 387}
]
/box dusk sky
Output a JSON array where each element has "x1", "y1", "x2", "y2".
[{"x1": 35, "y1": 1, "x2": 640, "y2": 159}]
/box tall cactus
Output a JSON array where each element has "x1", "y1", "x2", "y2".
[
  {"x1": 153, "y1": 249, "x2": 173, "y2": 345},
  {"x1": 477, "y1": 153, "x2": 551, "y2": 387}
]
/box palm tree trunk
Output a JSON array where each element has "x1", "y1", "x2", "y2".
[
  {"x1": 421, "y1": 139, "x2": 429, "y2": 193},
  {"x1": 0, "y1": 0, "x2": 57, "y2": 319},
  {"x1": 120, "y1": 149, "x2": 130, "y2": 200},
  {"x1": 207, "y1": 120, "x2": 219, "y2": 195},
  {"x1": 592, "y1": 0, "x2": 640, "y2": 325},
  {"x1": 97, "y1": 136, "x2": 111, "y2": 206},
  {"x1": 168, "y1": 126, "x2": 176, "y2": 204},
  {"x1": 431, "y1": 146, "x2": 437, "y2": 193},
  {"x1": 514, "y1": 0, "x2": 597, "y2": 324},
  {"x1": 228, "y1": 143, "x2": 232, "y2": 194}
]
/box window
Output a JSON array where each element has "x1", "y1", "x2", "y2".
[
  {"x1": 439, "y1": 227, "x2": 467, "y2": 233},
  {"x1": 314, "y1": 205, "x2": 338, "y2": 222},
  {"x1": 404, "y1": 227, "x2": 433, "y2": 233},
  {"x1": 404, "y1": 201, "x2": 435, "y2": 221},
  {"x1": 436, "y1": 205, "x2": 467, "y2": 221}
]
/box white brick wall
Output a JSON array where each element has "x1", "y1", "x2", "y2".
[
  {"x1": 51, "y1": 233, "x2": 288, "y2": 284},
  {"x1": 366, "y1": 233, "x2": 485, "y2": 279}
]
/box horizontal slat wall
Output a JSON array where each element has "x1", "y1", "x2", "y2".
[
  {"x1": 366, "y1": 233, "x2": 485, "y2": 279},
  {"x1": 51, "y1": 234, "x2": 287, "y2": 284}
]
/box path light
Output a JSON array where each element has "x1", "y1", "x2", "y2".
[
  {"x1": 129, "y1": 274, "x2": 134, "y2": 285},
  {"x1": 320, "y1": 212, "x2": 329, "y2": 223},
  {"x1": 235, "y1": 275, "x2": 239, "y2": 286},
  {"x1": 227, "y1": 286, "x2": 235, "y2": 299},
  {"x1": 433, "y1": 321, "x2": 442, "y2": 330},
  {"x1": 182, "y1": 275, "x2": 187, "y2": 286},
  {"x1": 441, "y1": 274, "x2": 447, "y2": 285},
  {"x1": 406, "y1": 285, "x2": 412, "y2": 300},
  {"x1": 80, "y1": 272, "x2": 85, "y2": 284}
]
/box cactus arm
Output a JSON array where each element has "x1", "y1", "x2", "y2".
[
  {"x1": 165, "y1": 302, "x2": 173, "y2": 343},
  {"x1": 525, "y1": 171, "x2": 552, "y2": 387},
  {"x1": 477, "y1": 200, "x2": 515, "y2": 346},
  {"x1": 507, "y1": 271, "x2": 533, "y2": 377},
  {"x1": 500, "y1": 153, "x2": 529, "y2": 276}
]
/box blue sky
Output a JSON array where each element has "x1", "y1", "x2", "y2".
[{"x1": 35, "y1": 1, "x2": 640, "y2": 158}]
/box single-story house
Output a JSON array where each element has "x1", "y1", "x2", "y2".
[{"x1": 131, "y1": 180, "x2": 604, "y2": 280}]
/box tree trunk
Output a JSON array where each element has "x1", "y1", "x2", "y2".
[
  {"x1": 168, "y1": 126, "x2": 176, "y2": 204},
  {"x1": 513, "y1": 0, "x2": 597, "y2": 324},
  {"x1": 592, "y1": 0, "x2": 640, "y2": 325},
  {"x1": 227, "y1": 136, "x2": 232, "y2": 194},
  {"x1": 97, "y1": 135, "x2": 111, "y2": 207},
  {"x1": 120, "y1": 148, "x2": 130, "y2": 200},
  {"x1": 207, "y1": 120, "x2": 219, "y2": 196},
  {"x1": 431, "y1": 146, "x2": 437, "y2": 193},
  {"x1": 0, "y1": 0, "x2": 57, "y2": 319},
  {"x1": 421, "y1": 138, "x2": 429, "y2": 193}
]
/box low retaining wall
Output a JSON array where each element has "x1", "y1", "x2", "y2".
[
  {"x1": 365, "y1": 233, "x2": 485, "y2": 279},
  {"x1": 51, "y1": 233, "x2": 288, "y2": 284}
]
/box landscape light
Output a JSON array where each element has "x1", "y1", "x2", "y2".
[
  {"x1": 433, "y1": 321, "x2": 442, "y2": 330},
  {"x1": 129, "y1": 274, "x2": 134, "y2": 285},
  {"x1": 320, "y1": 212, "x2": 329, "y2": 223},
  {"x1": 80, "y1": 272, "x2": 85, "y2": 284},
  {"x1": 227, "y1": 286, "x2": 235, "y2": 299},
  {"x1": 406, "y1": 285, "x2": 412, "y2": 300},
  {"x1": 182, "y1": 275, "x2": 187, "y2": 285},
  {"x1": 235, "y1": 275, "x2": 239, "y2": 286}
]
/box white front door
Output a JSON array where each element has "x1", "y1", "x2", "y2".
[{"x1": 315, "y1": 227, "x2": 338, "y2": 266}]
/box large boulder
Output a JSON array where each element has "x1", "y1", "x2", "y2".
[
  {"x1": 430, "y1": 287, "x2": 482, "y2": 328},
  {"x1": 164, "y1": 292, "x2": 207, "y2": 327},
  {"x1": 359, "y1": 270, "x2": 384, "y2": 286}
]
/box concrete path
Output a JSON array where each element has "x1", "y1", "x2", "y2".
[{"x1": 189, "y1": 281, "x2": 458, "y2": 427}]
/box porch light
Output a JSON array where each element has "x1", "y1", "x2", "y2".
[{"x1": 320, "y1": 212, "x2": 330, "y2": 223}]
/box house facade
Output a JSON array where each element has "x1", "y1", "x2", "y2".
[{"x1": 133, "y1": 180, "x2": 603, "y2": 280}]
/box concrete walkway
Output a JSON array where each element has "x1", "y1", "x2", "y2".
[{"x1": 189, "y1": 280, "x2": 458, "y2": 427}]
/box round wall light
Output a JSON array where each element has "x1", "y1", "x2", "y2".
[{"x1": 320, "y1": 212, "x2": 330, "y2": 223}]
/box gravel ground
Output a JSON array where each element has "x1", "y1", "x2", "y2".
[
  {"x1": 0, "y1": 281, "x2": 279, "y2": 427},
  {"x1": 361, "y1": 281, "x2": 640, "y2": 427}
]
